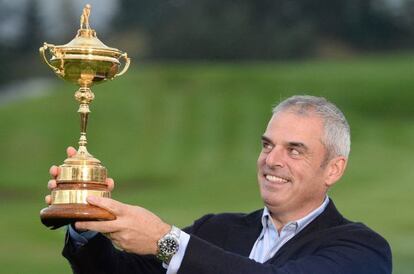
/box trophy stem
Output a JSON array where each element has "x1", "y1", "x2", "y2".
[
  {"x1": 78, "y1": 105, "x2": 89, "y2": 147},
  {"x1": 75, "y1": 87, "x2": 95, "y2": 150}
]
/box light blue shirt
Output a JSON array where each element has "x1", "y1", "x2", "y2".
[
  {"x1": 249, "y1": 196, "x2": 329, "y2": 263},
  {"x1": 69, "y1": 196, "x2": 329, "y2": 273}
]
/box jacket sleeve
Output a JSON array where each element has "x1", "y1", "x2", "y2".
[
  {"x1": 178, "y1": 228, "x2": 392, "y2": 274},
  {"x1": 60, "y1": 214, "x2": 216, "y2": 274},
  {"x1": 62, "y1": 232, "x2": 165, "y2": 274}
]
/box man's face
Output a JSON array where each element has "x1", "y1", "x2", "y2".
[{"x1": 257, "y1": 110, "x2": 332, "y2": 215}]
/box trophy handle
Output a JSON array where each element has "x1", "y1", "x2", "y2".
[
  {"x1": 39, "y1": 43, "x2": 65, "y2": 77},
  {"x1": 115, "y1": 53, "x2": 131, "y2": 77}
]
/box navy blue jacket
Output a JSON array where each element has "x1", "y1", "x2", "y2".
[{"x1": 62, "y1": 200, "x2": 392, "y2": 274}]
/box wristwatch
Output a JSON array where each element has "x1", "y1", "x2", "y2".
[{"x1": 156, "y1": 225, "x2": 181, "y2": 264}]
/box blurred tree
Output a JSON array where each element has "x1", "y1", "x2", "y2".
[
  {"x1": 113, "y1": 0, "x2": 318, "y2": 59},
  {"x1": 19, "y1": 0, "x2": 42, "y2": 52},
  {"x1": 297, "y1": 0, "x2": 408, "y2": 51},
  {"x1": 1, "y1": 0, "x2": 414, "y2": 86},
  {"x1": 0, "y1": 0, "x2": 44, "y2": 86},
  {"x1": 16, "y1": 0, "x2": 45, "y2": 82},
  {"x1": 399, "y1": 0, "x2": 414, "y2": 46},
  {"x1": 0, "y1": 2, "x2": 19, "y2": 85},
  {"x1": 113, "y1": 0, "x2": 414, "y2": 60}
]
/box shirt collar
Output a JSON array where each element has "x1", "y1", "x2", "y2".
[
  {"x1": 261, "y1": 195, "x2": 330, "y2": 233},
  {"x1": 295, "y1": 195, "x2": 329, "y2": 232}
]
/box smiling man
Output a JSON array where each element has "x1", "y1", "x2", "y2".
[{"x1": 47, "y1": 95, "x2": 392, "y2": 274}]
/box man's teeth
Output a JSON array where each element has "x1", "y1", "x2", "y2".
[{"x1": 265, "y1": 175, "x2": 289, "y2": 183}]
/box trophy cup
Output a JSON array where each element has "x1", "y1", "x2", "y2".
[{"x1": 39, "y1": 4, "x2": 130, "y2": 229}]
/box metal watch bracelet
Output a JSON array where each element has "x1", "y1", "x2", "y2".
[{"x1": 156, "y1": 225, "x2": 181, "y2": 264}]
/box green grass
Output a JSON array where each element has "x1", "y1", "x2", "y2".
[{"x1": 1, "y1": 53, "x2": 413, "y2": 273}]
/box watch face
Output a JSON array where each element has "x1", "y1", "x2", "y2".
[{"x1": 160, "y1": 236, "x2": 179, "y2": 255}]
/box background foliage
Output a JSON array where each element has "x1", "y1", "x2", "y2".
[{"x1": 0, "y1": 54, "x2": 413, "y2": 273}]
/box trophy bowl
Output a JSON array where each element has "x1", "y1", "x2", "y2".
[
  {"x1": 40, "y1": 28, "x2": 130, "y2": 87},
  {"x1": 39, "y1": 4, "x2": 130, "y2": 229}
]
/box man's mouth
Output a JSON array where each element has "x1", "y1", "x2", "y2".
[{"x1": 265, "y1": 174, "x2": 290, "y2": 184}]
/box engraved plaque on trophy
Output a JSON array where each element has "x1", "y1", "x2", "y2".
[{"x1": 39, "y1": 4, "x2": 130, "y2": 229}]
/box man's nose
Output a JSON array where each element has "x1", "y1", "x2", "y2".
[{"x1": 265, "y1": 146, "x2": 285, "y2": 168}]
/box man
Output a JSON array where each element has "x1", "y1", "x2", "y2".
[{"x1": 46, "y1": 95, "x2": 392, "y2": 273}]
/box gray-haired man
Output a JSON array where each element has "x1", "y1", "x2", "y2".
[{"x1": 46, "y1": 95, "x2": 392, "y2": 274}]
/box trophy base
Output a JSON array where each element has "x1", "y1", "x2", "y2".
[{"x1": 40, "y1": 204, "x2": 115, "y2": 229}]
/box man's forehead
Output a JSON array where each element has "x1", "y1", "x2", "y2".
[
  {"x1": 268, "y1": 111, "x2": 324, "y2": 128},
  {"x1": 264, "y1": 111, "x2": 325, "y2": 144}
]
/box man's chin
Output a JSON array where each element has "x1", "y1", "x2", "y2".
[{"x1": 260, "y1": 187, "x2": 290, "y2": 207}]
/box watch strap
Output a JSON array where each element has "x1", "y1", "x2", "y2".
[{"x1": 156, "y1": 225, "x2": 181, "y2": 264}]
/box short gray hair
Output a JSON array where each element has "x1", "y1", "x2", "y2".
[{"x1": 272, "y1": 95, "x2": 351, "y2": 159}]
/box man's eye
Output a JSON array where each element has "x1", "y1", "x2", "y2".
[
  {"x1": 289, "y1": 148, "x2": 300, "y2": 156},
  {"x1": 262, "y1": 142, "x2": 273, "y2": 152}
]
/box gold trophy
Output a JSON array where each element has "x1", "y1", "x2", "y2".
[{"x1": 39, "y1": 4, "x2": 130, "y2": 229}]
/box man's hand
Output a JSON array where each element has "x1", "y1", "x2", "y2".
[
  {"x1": 74, "y1": 196, "x2": 171, "y2": 256},
  {"x1": 44, "y1": 146, "x2": 167, "y2": 256},
  {"x1": 44, "y1": 146, "x2": 115, "y2": 205}
]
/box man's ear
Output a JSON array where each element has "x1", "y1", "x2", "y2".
[{"x1": 324, "y1": 156, "x2": 347, "y2": 187}]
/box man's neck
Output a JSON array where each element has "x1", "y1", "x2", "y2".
[{"x1": 268, "y1": 196, "x2": 328, "y2": 232}]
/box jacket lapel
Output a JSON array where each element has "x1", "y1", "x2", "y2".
[
  {"x1": 224, "y1": 209, "x2": 264, "y2": 257},
  {"x1": 266, "y1": 199, "x2": 345, "y2": 265}
]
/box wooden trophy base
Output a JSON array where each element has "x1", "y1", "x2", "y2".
[
  {"x1": 40, "y1": 182, "x2": 115, "y2": 229},
  {"x1": 40, "y1": 203, "x2": 115, "y2": 229},
  {"x1": 41, "y1": 144, "x2": 114, "y2": 229}
]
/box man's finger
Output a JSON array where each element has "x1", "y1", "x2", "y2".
[
  {"x1": 45, "y1": 195, "x2": 51, "y2": 205},
  {"x1": 87, "y1": 196, "x2": 124, "y2": 216},
  {"x1": 106, "y1": 178, "x2": 115, "y2": 191},
  {"x1": 74, "y1": 220, "x2": 118, "y2": 234},
  {"x1": 48, "y1": 179, "x2": 57, "y2": 190},
  {"x1": 49, "y1": 165, "x2": 59, "y2": 177},
  {"x1": 67, "y1": 146, "x2": 77, "y2": 157}
]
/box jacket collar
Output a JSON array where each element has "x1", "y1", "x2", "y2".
[
  {"x1": 267, "y1": 199, "x2": 345, "y2": 264},
  {"x1": 223, "y1": 199, "x2": 345, "y2": 259},
  {"x1": 223, "y1": 209, "x2": 264, "y2": 256}
]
